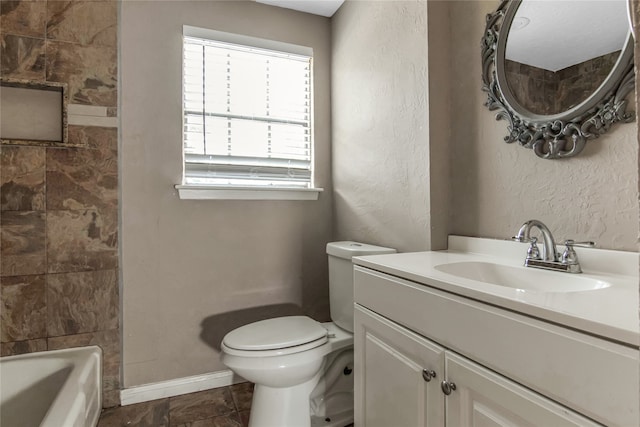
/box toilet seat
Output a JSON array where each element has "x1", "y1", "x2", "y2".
[{"x1": 222, "y1": 316, "x2": 328, "y2": 357}]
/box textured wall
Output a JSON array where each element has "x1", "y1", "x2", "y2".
[
  {"x1": 332, "y1": 0, "x2": 448, "y2": 252},
  {"x1": 632, "y1": 0, "x2": 640, "y2": 370},
  {"x1": 450, "y1": 0, "x2": 638, "y2": 251},
  {"x1": 426, "y1": 1, "x2": 452, "y2": 251},
  {"x1": 634, "y1": 0, "x2": 640, "y2": 248},
  {"x1": 332, "y1": 0, "x2": 450, "y2": 252},
  {"x1": 0, "y1": 0, "x2": 120, "y2": 407},
  {"x1": 120, "y1": 1, "x2": 332, "y2": 386}
]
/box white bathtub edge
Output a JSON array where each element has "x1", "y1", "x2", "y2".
[
  {"x1": 0, "y1": 346, "x2": 103, "y2": 427},
  {"x1": 120, "y1": 369, "x2": 245, "y2": 406}
]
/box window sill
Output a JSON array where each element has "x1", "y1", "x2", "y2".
[{"x1": 175, "y1": 185, "x2": 323, "y2": 200}]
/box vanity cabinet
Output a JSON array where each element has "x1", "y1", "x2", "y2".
[
  {"x1": 354, "y1": 304, "x2": 445, "y2": 427},
  {"x1": 444, "y1": 352, "x2": 597, "y2": 427},
  {"x1": 353, "y1": 265, "x2": 639, "y2": 427},
  {"x1": 355, "y1": 305, "x2": 599, "y2": 427}
]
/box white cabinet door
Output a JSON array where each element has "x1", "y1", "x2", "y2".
[
  {"x1": 354, "y1": 305, "x2": 445, "y2": 427},
  {"x1": 444, "y1": 352, "x2": 601, "y2": 427}
]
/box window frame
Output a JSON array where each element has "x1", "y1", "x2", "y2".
[{"x1": 175, "y1": 26, "x2": 322, "y2": 201}]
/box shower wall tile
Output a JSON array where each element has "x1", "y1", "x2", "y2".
[
  {"x1": 46, "y1": 269, "x2": 118, "y2": 336},
  {"x1": 0, "y1": 210, "x2": 46, "y2": 276},
  {"x1": 49, "y1": 328, "x2": 121, "y2": 407},
  {"x1": 46, "y1": 0, "x2": 117, "y2": 47},
  {"x1": 68, "y1": 125, "x2": 118, "y2": 150},
  {"x1": 505, "y1": 51, "x2": 621, "y2": 116},
  {"x1": 46, "y1": 130, "x2": 118, "y2": 211},
  {"x1": 525, "y1": 77, "x2": 546, "y2": 112},
  {"x1": 0, "y1": 145, "x2": 46, "y2": 211},
  {"x1": 542, "y1": 80, "x2": 558, "y2": 113},
  {"x1": 46, "y1": 209, "x2": 117, "y2": 273},
  {"x1": 0, "y1": 0, "x2": 47, "y2": 38},
  {"x1": 0, "y1": 33, "x2": 46, "y2": 80},
  {"x1": 0, "y1": 0, "x2": 120, "y2": 409},
  {"x1": 45, "y1": 40, "x2": 117, "y2": 106},
  {"x1": 0, "y1": 274, "x2": 46, "y2": 342},
  {"x1": 0, "y1": 337, "x2": 47, "y2": 356}
]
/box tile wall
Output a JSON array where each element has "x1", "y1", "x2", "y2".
[
  {"x1": 505, "y1": 51, "x2": 619, "y2": 116},
  {"x1": 0, "y1": 0, "x2": 120, "y2": 407}
]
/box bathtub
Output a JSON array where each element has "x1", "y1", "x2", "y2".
[{"x1": 0, "y1": 346, "x2": 102, "y2": 427}]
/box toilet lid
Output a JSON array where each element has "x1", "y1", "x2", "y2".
[{"x1": 223, "y1": 316, "x2": 328, "y2": 351}]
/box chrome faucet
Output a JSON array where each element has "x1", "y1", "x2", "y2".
[
  {"x1": 513, "y1": 219, "x2": 558, "y2": 262},
  {"x1": 513, "y1": 220, "x2": 595, "y2": 273}
]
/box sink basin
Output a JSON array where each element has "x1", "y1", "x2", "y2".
[{"x1": 434, "y1": 261, "x2": 611, "y2": 293}]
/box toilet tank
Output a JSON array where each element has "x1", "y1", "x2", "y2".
[{"x1": 326, "y1": 242, "x2": 396, "y2": 332}]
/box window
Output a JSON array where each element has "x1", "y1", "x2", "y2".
[{"x1": 179, "y1": 26, "x2": 320, "y2": 199}]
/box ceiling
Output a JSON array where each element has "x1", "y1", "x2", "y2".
[
  {"x1": 506, "y1": 0, "x2": 629, "y2": 72},
  {"x1": 255, "y1": 0, "x2": 345, "y2": 17},
  {"x1": 256, "y1": 1, "x2": 630, "y2": 71}
]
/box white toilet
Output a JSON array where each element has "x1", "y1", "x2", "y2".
[{"x1": 221, "y1": 241, "x2": 396, "y2": 427}]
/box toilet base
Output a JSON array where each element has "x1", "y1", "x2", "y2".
[
  {"x1": 228, "y1": 323, "x2": 355, "y2": 427},
  {"x1": 247, "y1": 348, "x2": 354, "y2": 427},
  {"x1": 249, "y1": 388, "x2": 353, "y2": 427},
  {"x1": 249, "y1": 381, "x2": 317, "y2": 427}
]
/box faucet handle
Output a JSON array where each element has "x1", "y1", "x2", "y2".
[
  {"x1": 561, "y1": 240, "x2": 595, "y2": 273},
  {"x1": 563, "y1": 239, "x2": 595, "y2": 248},
  {"x1": 526, "y1": 237, "x2": 541, "y2": 260}
]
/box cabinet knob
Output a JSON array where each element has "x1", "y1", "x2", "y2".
[
  {"x1": 441, "y1": 380, "x2": 457, "y2": 395},
  {"x1": 422, "y1": 369, "x2": 436, "y2": 382}
]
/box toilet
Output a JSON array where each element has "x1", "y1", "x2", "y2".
[{"x1": 221, "y1": 241, "x2": 396, "y2": 427}]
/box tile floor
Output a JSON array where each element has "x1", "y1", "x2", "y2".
[{"x1": 98, "y1": 383, "x2": 253, "y2": 427}]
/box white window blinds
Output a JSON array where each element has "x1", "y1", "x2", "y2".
[{"x1": 182, "y1": 30, "x2": 313, "y2": 188}]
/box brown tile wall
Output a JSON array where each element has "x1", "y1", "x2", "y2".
[
  {"x1": 505, "y1": 51, "x2": 620, "y2": 115},
  {"x1": 0, "y1": 0, "x2": 120, "y2": 408}
]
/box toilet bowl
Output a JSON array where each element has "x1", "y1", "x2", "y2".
[
  {"x1": 221, "y1": 242, "x2": 396, "y2": 427},
  {"x1": 222, "y1": 319, "x2": 353, "y2": 427}
]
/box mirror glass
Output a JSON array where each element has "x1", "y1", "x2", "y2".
[
  {"x1": 503, "y1": 0, "x2": 629, "y2": 116},
  {"x1": 482, "y1": 0, "x2": 635, "y2": 159}
]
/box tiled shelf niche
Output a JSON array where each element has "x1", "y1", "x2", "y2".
[{"x1": 0, "y1": 79, "x2": 72, "y2": 147}]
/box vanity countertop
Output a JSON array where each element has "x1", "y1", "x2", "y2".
[{"x1": 353, "y1": 236, "x2": 639, "y2": 347}]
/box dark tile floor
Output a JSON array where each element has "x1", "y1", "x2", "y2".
[{"x1": 98, "y1": 383, "x2": 253, "y2": 427}]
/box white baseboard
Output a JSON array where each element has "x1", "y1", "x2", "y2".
[{"x1": 120, "y1": 369, "x2": 245, "y2": 406}]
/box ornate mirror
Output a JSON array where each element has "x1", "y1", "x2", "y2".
[{"x1": 482, "y1": 0, "x2": 635, "y2": 159}]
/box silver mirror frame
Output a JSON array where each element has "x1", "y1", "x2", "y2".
[{"x1": 481, "y1": 0, "x2": 635, "y2": 159}]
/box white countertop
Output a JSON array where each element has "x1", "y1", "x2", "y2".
[{"x1": 353, "y1": 236, "x2": 639, "y2": 347}]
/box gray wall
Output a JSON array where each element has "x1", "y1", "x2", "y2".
[
  {"x1": 333, "y1": 0, "x2": 637, "y2": 253},
  {"x1": 120, "y1": 1, "x2": 332, "y2": 387},
  {"x1": 333, "y1": 0, "x2": 638, "y2": 252},
  {"x1": 331, "y1": 0, "x2": 450, "y2": 252},
  {"x1": 120, "y1": 0, "x2": 638, "y2": 388},
  {"x1": 449, "y1": 1, "x2": 638, "y2": 251}
]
